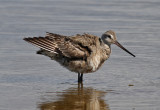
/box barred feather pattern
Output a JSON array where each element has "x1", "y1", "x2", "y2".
[{"x1": 24, "y1": 32, "x2": 88, "y2": 58}]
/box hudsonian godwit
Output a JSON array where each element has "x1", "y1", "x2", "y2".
[{"x1": 24, "y1": 30, "x2": 135, "y2": 83}]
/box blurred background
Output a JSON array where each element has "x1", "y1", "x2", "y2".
[{"x1": 0, "y1": 0, "x2": 160, "y2": 110}]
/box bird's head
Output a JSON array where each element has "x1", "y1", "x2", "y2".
[
  {"x1": 101, "y1": 30, "x2": 135, "y2": 57},
  {"x1": 101, "y1": 30, "x2": 117, "y2": 45}
]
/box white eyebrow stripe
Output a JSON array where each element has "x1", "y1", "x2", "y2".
[{"x1": 110, "y1": 34, "x2": 114, "y2": 39}]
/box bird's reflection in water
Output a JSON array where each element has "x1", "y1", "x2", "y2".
[{"x1": 39, "y1": 83, "x2": 109, "y2": 110}]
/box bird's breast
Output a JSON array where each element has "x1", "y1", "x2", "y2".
[{"x1": 87, "y1": 54, "x2": 101, "y2": 72}]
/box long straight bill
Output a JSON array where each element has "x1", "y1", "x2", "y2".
[{"x1": 114, "y1": 41, "x2": 136, "y2": 57}]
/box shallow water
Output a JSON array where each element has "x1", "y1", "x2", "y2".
[{"x1": 0, "y1": 0, "x2": 160, "y2": 110}]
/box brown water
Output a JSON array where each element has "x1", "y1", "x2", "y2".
[{"x1": 0, "y1": 0, "x2": 160, "y2": 110}]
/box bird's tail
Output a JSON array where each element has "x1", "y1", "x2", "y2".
[{"x1": 23, "y1": 36, "x2": 58, "y2": 54}]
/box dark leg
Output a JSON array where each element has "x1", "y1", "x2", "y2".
[{"x1": 78, "y1": 73, "x2": 83, "y2": 83}]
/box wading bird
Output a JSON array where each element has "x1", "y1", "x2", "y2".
[{"x1": 24, "y1": 30, "x2": 135, "y2": 83}]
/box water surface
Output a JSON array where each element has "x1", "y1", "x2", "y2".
[{"x1": 0, "y1": 0, "x2": 160, "y2": 110}]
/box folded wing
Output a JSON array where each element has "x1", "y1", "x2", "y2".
[{"x1": 23, "y1": 32, "x2": 89, "y2": 59}]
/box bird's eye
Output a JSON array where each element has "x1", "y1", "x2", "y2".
[{"x1": 108, "y1": 35, "x2": 111, "y2": 39}]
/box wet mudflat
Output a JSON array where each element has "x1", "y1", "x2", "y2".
[{"x1": 0, "y1": 0, "x2": 160, "y2": 110}]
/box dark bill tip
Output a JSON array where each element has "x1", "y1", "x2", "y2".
[{"x1": 114, "y1": 41, "x2": 136, "y2": 57}]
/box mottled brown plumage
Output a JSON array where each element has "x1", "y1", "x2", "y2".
[{"x1": 24, "y1": 30, "x2": 135, "y2": 83}]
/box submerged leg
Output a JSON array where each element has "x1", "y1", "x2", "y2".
[
  {"x1": 78, "y1": 81, "x2": 83, "y2": 91},
  {"x1": 78, "y1": 73, "x2": 83, "y2": 83}
]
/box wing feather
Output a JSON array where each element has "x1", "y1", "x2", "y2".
[
  {"x1": 23, "y1": 37, "x2": 57, "y2": 53},
  {"x1": 23, "y1": 32, "x2": 90, "y2": 59},
  {"x1": 58, "y1": 40, "x2": 87, "y2": 58}
]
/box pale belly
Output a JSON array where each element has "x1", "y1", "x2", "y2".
[{"x1": 65, "y1": 54, "x2": 108, "y2": 74}]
